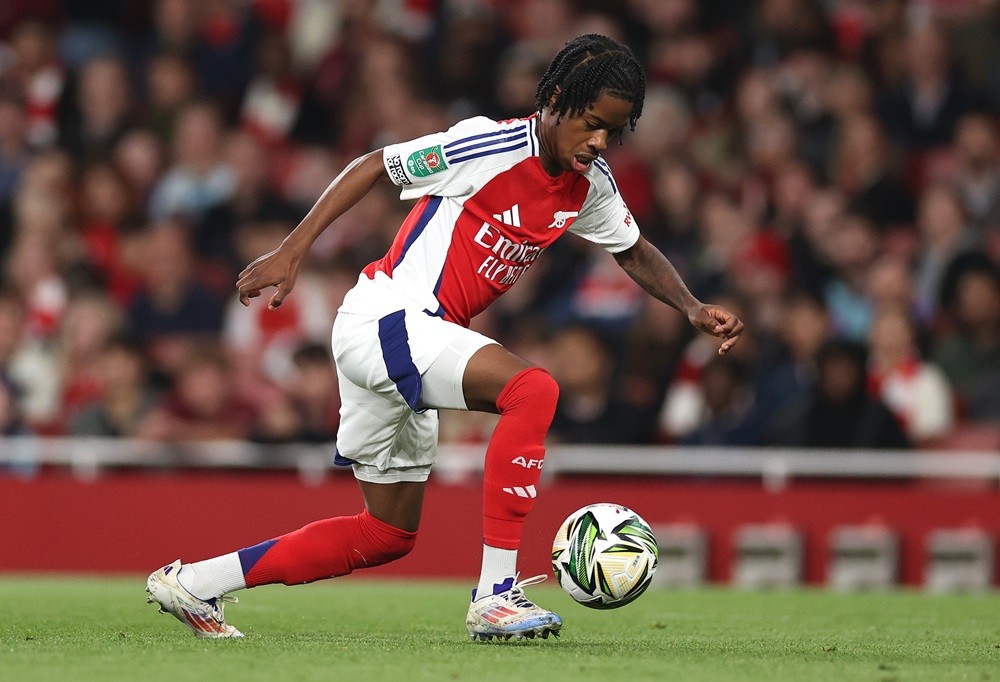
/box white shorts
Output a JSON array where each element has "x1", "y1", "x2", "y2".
[{"x1": 331, "y1": 275, "x2": 495, "y2": 483}]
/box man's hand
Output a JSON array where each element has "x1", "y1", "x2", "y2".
[
  {"x1": 688, "y1": 304, "x2": 744, "y2": 355},
  {"x1": 236, "y1": 244, "x2": 303, "y2": 310}
]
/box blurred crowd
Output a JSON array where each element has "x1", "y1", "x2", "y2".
[{"x1": 0, "y1": 0, "x2": 999, "y2": 451}]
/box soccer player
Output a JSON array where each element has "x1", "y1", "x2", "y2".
[{"x1": 146, "y1": 34, "x2": 744, "y2": 640}]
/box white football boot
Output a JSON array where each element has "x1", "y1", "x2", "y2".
[
  {"x1": 466, "y1": 574, "x2": 562, "y2": 641},
  {"x1": 146, "y1": 560, "x2": 244, "y2": 638}
]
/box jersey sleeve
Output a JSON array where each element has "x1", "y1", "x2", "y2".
[
  {"x1": 568, "y1": 159, "x2": 641, "y2": 253},
  {"x1": 382, "y1": 116, "x2": 530, "y2": 201}
]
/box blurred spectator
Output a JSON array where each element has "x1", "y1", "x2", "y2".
[
  {"x1": 833, "y1": 113, "x2": 914, "y2": 229},
  {"x1": 0, "y1": 289, "x2": 58, "y2": 428},
  {"x1": 249, "y1": 388, "x2": 303, "y2": 444},
  {"x1": 754, "y1": 290, "x2": 831, "y2": 436},
  {"x1": 913, "y1": 182, "x2": 979, "y2": 320},
  {"x1": 139, "y1": 343, "x2": 256, "y2": 441},
  {"x1": 70, "y1": 335, "x2": 159, "y2": 437},
  {"x1": 55, "y1": 291, "x2": 124, "y2": 430},
  {"x1": 822, "y1": 212, "x2": 879, "y2": 341},
  {"x1": 767, "y1": 339, "x2": 910, "y2": 449},
  {"x1": 553, "y1": 244, "x2": 645, "y2": 335},
  {"x1": 113, "y1": 128, "x2": 165, "y2": 205},
  {"x1": 194, "y1": 130, "x2": 296, "y2": 278},
  {"x1": 647, "y1": 156, "x2": 700, "y2": 254},
  {"x1": 630, "y1": 87, "x2": 692, "y2": 168},
  {"x1": 777, "y1": 50, "x2": 835, "y2": 172},
  {"x1": 281, "y1": 341, "x2": 340, "y2": 444},
  {"x1": 0, "y1": 20, "x2": 65, "y2": 148},
  {"x1": 824, "y1": 63, "x2": 873, "y2": 126},
  {"x1": 143, "y1": 50, "x2": 197, "y2": 144},
  {"x1": 770, "y1": 159, "x2": 817, "y2": 239},
  {"x1": 221, "y1": 222, "x2": 332, "y2": 386},
  {"x1": 148, "y1": 101, "x2": 235, "y2": 221},
  {"x1": 867, "y1": 306, "x2": 954, "y2": 446},
  {"x1": 618, "y1": 298, "x2": 690, "y2": 443},
  {"x1": 934, "y1": 263, "x2": 1000, "y2": 423},
  {"x1": 952, "y1": 113, "x2": 1000, "y2": 233},
  {"x1": 751, "y1": 0, "x2": 835, "y2": 65},
  {"x1": 658, "y1": 294, "x2": 757, "y2": 441},
  {"x1": 691, "y1": 191, "x2": 755, "y2": 299},
  {"x1": 59, "y1": 55, "x2": 132, "y2": 160},
  {"x1": 494, "y1": 43, "x2": 549, "y2": 117},
  {"x1": 240, "y1": 32, "x2": 302, "y2": 145},
  {"x1": 729, "y1": 230, "x2": 791, "y2": 338},
  {"x1": 0, "y1": 96, "x2": 29, "y2": 206},
  {"x1": 679, "y1": 356, "x2": 759, "y2": 446},
  {"x1": 4, "y1": 231, "x2": 67, "y2": 339},
  {"x1": 548, "y1": 326, "x2": 642, "y2": 444},
  {"x1": 866, "y1": 253, "x2": 921, "y2": 326},
  {"x1": 189, "y1": 0, "x2": 259, "y2": 111},
  {"x1": 76, "y1": 161, "x2": 143, "y2": 304},
  {"x1": 877, "y1": 21, "x2": 985, "y2": 151},
  {"x1": 0, "y1": 374, "x2": 30, "y2": 436},
  {"x1": 790, "y1": 187, "x2": 842, "y2": 296},
  {"x1": 0, "y1": 292, "x2": 24, "y2": 374},
  {"x1": 127, "y1": 221, "x2": 224, "y2": 374},
  {"x1": 143, "y1": 0, "x2": 199, "y2": 56}
]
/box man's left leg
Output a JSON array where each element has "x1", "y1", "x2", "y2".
[{"x1": 423, "y1": 340, "x2": 562, "y2": 640}]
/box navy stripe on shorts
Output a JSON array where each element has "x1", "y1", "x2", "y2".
[{"x1": 377, "y1": 310, "x2": 425, "y2": 413}]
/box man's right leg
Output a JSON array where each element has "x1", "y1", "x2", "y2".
[
  {"x1": 146, "y1": 479, "x2": 422, "y2": 638},
  {"x1": 230, "y1": 484, "x2": 421, "y2": 588},
  {"x1": 181, "y1": 478, "x2": 422, "y2": 594}
]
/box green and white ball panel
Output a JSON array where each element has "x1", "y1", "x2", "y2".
[{"x1": 551, "y1": 503, "x2": 658, "y2": 609}]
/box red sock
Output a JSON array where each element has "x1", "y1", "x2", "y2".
[
  {"x1": 482, "y1": 367, "x2": 559, "y2": 550},
  {"x1": 239, "y1": 509, "x2": 416, "y2": 587}
]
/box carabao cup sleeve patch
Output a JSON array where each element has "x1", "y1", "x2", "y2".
[{"x1": 406, "y1": 145, "x2": 448, "y2": 177}]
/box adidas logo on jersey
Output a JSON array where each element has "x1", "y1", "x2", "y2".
[{"x1": 493, "y1": 204, "x2": 521, "y2": 228}]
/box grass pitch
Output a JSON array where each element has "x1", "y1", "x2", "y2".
[{"x1": 0, "y1": 577, "x2": 997, "y2": 681}]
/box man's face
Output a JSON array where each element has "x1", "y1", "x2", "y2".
[{"x1": 540, "y1": 90, "x2": 634, "y2": 174}]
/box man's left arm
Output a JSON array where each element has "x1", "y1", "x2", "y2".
[{"x1": 613, "y1": 236, "x2": 744, "y2": 355}]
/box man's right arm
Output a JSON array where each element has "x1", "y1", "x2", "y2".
[{"x1": 237, "y1": 149, "x2": 389, "y2": 309}]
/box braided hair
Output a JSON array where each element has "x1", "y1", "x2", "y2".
[{"x1": 534, "y1": 34, "x2": 646, "y2": 139}]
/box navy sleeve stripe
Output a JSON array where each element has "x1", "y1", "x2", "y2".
[
  {"x1": 444, "y1": 131, "x2": 528, "y2": 160},
  {"x1": 593, "y1": 159, "x2": 618, "y2": 194},
  {"x1": 443, "y1": 124, "x2": 527, "y2": 151},
  {"x1": 448, "y1": 140, "x2": 529, "y2": 164}
]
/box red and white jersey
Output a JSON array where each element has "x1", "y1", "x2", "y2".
[{"x1": 350, "y1": 114, "x2": 640, "y2": 327}]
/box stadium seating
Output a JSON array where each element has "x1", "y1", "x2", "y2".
[
  {"x1": 651, "y1": 523, "x2": 708, "y2": 589},
  {"x1": 924, "y1": 528, "x2": 995, "y2": 593},
  {"x1": 827, "y1": 525, "x2": 899, "y2": 591},
  {"x1": 732, "y1": 524, "x2": 803, "y2": 589}
]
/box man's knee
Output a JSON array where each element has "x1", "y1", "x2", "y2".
[
  {"x1": 356, "y1": 509, "x2": 418, "y2": 568},
  {"x1": 497, "y1": 367, "x2": 559, "y2": 415}
]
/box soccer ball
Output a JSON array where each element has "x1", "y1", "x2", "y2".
[{"x1": 551, "y1": 503, "x2": 658, "y2": 609}]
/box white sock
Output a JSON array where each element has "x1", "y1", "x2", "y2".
[
  {"x1": 476, "y1": 545, "x2": 517, "y2": 599},
  {"x1": 177, "y1": 552, "x2": 246, "y2": 600}
]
